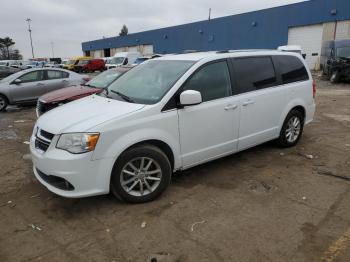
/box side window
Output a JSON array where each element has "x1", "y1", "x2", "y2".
[
  {"x1": 18, "y1": 71, "x2": 44, "y2": 83},
  {"x1": 232, "y1": 57, "x2": 277, "y2": 93},
  {"x1": 47, "y1": 70, "x2": 64, "y2": 80},
  {"x1": 272, "y1": 55, "x2": 309, "y2": 84},
  {"x1": 182, "y1": 61, "x2": 231, "y2": 102},
  {"x1": 62, "y1": 72, "x2": 69, "y2": 78}
]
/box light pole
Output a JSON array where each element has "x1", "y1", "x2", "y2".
[
  {"x1": 50, "y1": 41, "x2": 55, "y2": 58},
  {"x1": 26, "y1": 18, "x2": 34, "y2": 59}
]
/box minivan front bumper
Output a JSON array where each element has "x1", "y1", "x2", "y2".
[{"x1": 30, "y1": 134, "x2": 114, "y2": 198}]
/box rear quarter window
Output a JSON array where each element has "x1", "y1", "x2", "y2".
[{"x1": 272, "y1": 55, "x2": 309, "y2": 84}]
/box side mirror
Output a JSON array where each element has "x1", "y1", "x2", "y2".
[
  {"x1": 179, "y1": 90, "x2": 202, "y2": 106},
  {"x1": 13, "y1": 79, "x2": 22, "y2": 85},
  {"x1": 327, "y1": 60, "x2": 331, "y2": 65}
]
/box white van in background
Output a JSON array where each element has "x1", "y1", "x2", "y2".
[{"x1": 105, "y1": 52, "x2": 141, "y2": 69}]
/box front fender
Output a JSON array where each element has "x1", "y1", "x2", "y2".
[{"x1": 92, "y1": 127, "x2": 181, "y2": 170}]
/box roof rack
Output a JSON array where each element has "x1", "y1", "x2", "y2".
[{"x1": 216, "y1": 49, "x2": 274, "y2": 54}]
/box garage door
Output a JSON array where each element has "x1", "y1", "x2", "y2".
[
  {"x1": 288, "y1": 24, "x2": 323, "y2": 70},
  {"x1": 335, "y1": 20, "x2": 350, "y2": 40}
]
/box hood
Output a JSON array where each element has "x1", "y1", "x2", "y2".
[
  {"x1": 36, "y1": 95, "x2": 145, "y2": 134},
  {"x1": 39, "y1": 85, "x2": 102, "y2": 103}
]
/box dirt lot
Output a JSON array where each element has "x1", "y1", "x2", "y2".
[{"x1": 0, "y1": 76, "x2": 350, "y2": 262}]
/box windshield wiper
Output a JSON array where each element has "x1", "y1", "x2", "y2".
[{"x1": 110, "y1": 90, "x2": 135, "y2": 103}]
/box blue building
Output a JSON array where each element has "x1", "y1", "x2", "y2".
[{"x1": 82, "y1": 0, "x2": 350, "y2": 69}]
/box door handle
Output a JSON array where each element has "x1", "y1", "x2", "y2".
[
  {"x1": 224, "y1": 104, "x2": 238, "y2": 111},
  {"x1": 242, "y1": 100, "x2": 255, "y2": 106}
]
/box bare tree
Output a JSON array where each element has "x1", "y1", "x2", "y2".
[
  {"x1": 119, "y1": 25, "x2": 128, "y2": 36},
  {"x1": 0, "y1": 37, "x2": 15, "y2": 59}
]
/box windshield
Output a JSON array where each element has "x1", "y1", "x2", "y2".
[
  {"x1": 78, "y1": 60, "x2": 89, "y2": 65},
  {"x1": 67, "y1": 60, "x2": 76, "y2": 65},
  {"x1": 108, "y1": 60, "x2": 194, "y2": 104},
  {"x1": 0, "y1": 70, "x2": 24, "y2": 82},
  {"x1": 336, "y1": 46, "x2": 350, "y2": 59},
  {"x1": 86, "y1": 70, "x2": 124, "y2": 89},
  {"x1": 110, "y1": 57, "x2": 125, "y2": 65}
]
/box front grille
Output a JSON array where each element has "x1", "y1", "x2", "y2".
[
  {"x1": 35, "y1": 137, "x2": 50, "y2": 151},
  {"x1": 40, "y1": 129, "x2": 54, "y2": 140},
  {"x1": 36, "y1": 168, "x2": 74, "y2": 191},
  {"x1": 37, "y1": 101, "x2": 58, "y2": 116},
  {"x1": 35, "y1": 128, "x2": 54, "y2": 153}
]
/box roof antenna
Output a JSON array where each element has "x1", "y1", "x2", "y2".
[{"x1": 208, "y1": 8, "x2": 211, "y2": 21}]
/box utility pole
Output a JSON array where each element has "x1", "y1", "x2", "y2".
[
  {"x1": 50, "y1": 41, "x2": 55, "y2": 58},
  {"x1": 26, "y1": 18, "x2": 35, "y2": 59},
  {"x1": 208, "y1": 8, "x2": 212, "y2": 21}
]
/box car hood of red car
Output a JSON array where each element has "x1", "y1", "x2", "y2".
[{"x1": 39, "y1": 85, "x2": 103, "y2": 103}]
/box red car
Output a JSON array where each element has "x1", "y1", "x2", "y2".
[
  {"x1": 73, "y1": 59, "x2": 105, "y2": 73},
  {"x1": 37, "y1": 67, "x2": 131, "y2": 116}
]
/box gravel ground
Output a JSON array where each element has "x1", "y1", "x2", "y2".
[{"x1": 0, "y1": 76, "x2": 350, "y2": 262}]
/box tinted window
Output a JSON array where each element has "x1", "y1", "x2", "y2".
[
  {"x1": 183, "y1": 61, "x2": 231, "y2": 102},
  {"x1": 47, "y1": 70, "x2": 68, "y2": 80},
  {"x1": 233, "y1": 57, "x2": 277, "y2": 93},
  {"x1": 19, "y1": 71, "x2": 44, "y2": 83},
  {"x1": 273, "y1": 56, "x2": 309, "y2": 84}
]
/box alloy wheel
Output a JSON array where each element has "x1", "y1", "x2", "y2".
[
  {"x1": 285, "y1": 116, "x2": 301, "y2": 143},
  {"x1": 120, "y1": 157, "x2": 162, "y2": 197}
]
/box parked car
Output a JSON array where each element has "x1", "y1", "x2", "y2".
[
  {"x1": 0, "y1": 65, "x2": 21, "y2": 79},
  {"x1": 0, "y1": 60, "x2": 27, "y2": 68},
  {"x1": 73, "y1": 59, "x2": 105, "y2": 73},
  {"x1": 63, "y1": 56, "x2": 91, "y2": 71},
  {"x1": 59, "y1": 59, "x2": 69, "y2": 68},
  {"x1": 19, "y1": 61, "x2": 32, "y2": 70},
  {"x1": 27, "y1": 61, "x2": 46, "y2": 68},
  {"x1": 320, "y1": 39, "x2": 350, "y2": 83},
  {"x1": 105, "y1": 52, "x2": 140, "y2": 69},
  {"x1": 30, "y1": 51, "x2": 315, "y2": 203},
  {"x1": 103, "y1": 57, "x2": 112, "y2": 65},
  {"x1": 0, "y1": 68, "x2": 89, "y2": 111},
  {"x1": 44, "y1": 61, "x2": 60, "y2": 68},
  {"x1": 37, "y1": 67, "x2": 131, "y2": 116}
]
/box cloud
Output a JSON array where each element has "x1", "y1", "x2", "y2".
[{"x1": 0, "y1": 0, "x2": 307, "y2": 59}]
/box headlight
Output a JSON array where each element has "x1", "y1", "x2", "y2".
[{"x1": 56, "y1": 133, "x2": 100, "y2": 154}]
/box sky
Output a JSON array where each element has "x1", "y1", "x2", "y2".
[{"x1": 0, "y1": 0, "x2": 307, "y2": 59}]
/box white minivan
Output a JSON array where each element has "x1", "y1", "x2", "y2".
[
  {"x1": 30, "y1": 51, "x2": 316, "y2": 203},
  {"x1": 105, "y1": 51, "x2": 141, "y2": 69}
]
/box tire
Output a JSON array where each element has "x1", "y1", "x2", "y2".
[
  {"x1": 278, "y1": 109, "x2": 304, "y2": 147},
  {"x1": 0, "y1": 95, "x2": 8, "y2": 112},
  {"x1": 330, "y1": 71, "x2": 340, "y2": 83},
  {"x1": 110, "y1": 144, "x2": 172, "y2": 203}
]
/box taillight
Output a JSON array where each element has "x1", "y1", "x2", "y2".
[{"x1": 312, "y1": 80, "x2": 316, "y2": 98}]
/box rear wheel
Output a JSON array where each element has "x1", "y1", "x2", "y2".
[
  {"x1": 110, "y1": 145, "x2": 172, "y2": 203},
  {"x1": 0, "y1": 95, "x2": 8, "y2": 112},
  {"x1": 278, "y1": 109, "x2": 304, "y2": 147}
]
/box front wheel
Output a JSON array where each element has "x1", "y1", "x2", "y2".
[
  {"x1": 278, "y1": 110, "x2": 304, "y2": 147},
  {"x1": 0, "y1": 95, "x2": 8, "y2": 112},
  {"x1": 110, "y1": 145, "x2": 172, "y2": 203},
  {"x1": 330, "y1": 71, "x2": 340, "y2": 83}
]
